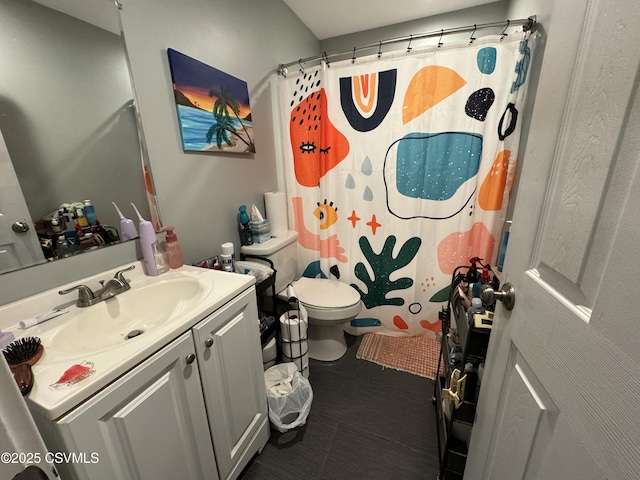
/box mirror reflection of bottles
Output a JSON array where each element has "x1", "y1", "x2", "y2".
[{"x1": 84, "y1": 200, "x2": 98, "y2": 225}]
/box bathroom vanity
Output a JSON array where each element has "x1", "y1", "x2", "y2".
[{"x1": 2, "y1": 263, "x2": 268, "y2": 480}]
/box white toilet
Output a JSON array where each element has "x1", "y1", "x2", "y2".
[{"x1": 240, "y1": 231, "x2": 362, "y2": 361}]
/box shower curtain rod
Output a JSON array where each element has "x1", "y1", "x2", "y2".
[{"x1": 278, "y1": 16, "x2": 536, "y2": 75}]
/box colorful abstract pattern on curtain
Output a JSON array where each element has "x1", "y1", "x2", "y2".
[{"x1": 280, "y1": 32, "x2": 535, "y2": 337}]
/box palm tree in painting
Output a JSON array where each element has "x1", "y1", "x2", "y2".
[{"x1": 206, "y1": 85, "x2": 255, "y2": 153}]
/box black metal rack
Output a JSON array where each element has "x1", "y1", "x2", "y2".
[
  {"x1": 433, "y1": 265, "x2": 495, "y2": 480},
  {"x1": 238, "y1": 254, "x2": 279, "y2": 353}
]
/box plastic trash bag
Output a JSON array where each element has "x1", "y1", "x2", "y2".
[{"x1": 264, "y1": 363, "x2": 313, "y2": 432}]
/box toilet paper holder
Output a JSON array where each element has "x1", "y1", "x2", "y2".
[{"x1": 280, "y1": 284, "x2": 310, "y2": 378}]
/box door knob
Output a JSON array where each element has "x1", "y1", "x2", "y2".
[
  {"x1": 480, "y1": 283, "x2": 516, "y2": 310},
  {"x1": 12, "y1": 220, "x2": 30, "y2": 233}
]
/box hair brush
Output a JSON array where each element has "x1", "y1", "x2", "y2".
[{"x1": 3, "y1": 337, "x2": 44, "y2": 396}]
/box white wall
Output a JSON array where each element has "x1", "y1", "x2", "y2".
[{"x1": 319, "y1": 1, "x2": 510, "y2": 61}]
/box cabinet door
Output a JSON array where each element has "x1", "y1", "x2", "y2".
[
  {"x1": 56, "y1": 332, "x2": 218, "y2": 480},
  {"x1": 192, "y1": 287, "x2": 269, "y2": 480}
]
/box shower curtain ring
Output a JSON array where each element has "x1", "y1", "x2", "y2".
[
  {"x1": 501, "y1": 20, "x2": 510, "y2": 40},
  {"x1": 377, "y1": 41, "x2": 383, "y2": 59},
  {"x1": 322, "y1": 51, "x2": 330, "y2": 68},
  {"x1": 437, "y1": 29, "x2": 444, "y2": 49},
  {"x1": 406, "y1": 34, "x2": 413, "y2": 54},
  {"x1": 351, "y1": 46, "x2": 356, "y2": 64},
  {"x1": 469, "y1": 24, "x2": 477, "y2": 44},
  {"x1": 298, "y1": 59, "x2": 305, "y2": 73}
]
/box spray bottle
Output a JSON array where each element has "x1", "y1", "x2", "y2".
[{"x1": 131, "y1": 203, "x2": 168, "y2": 276}]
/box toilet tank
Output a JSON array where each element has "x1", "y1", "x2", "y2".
[{"x1": 240, "y1": 231, "x2": 298, "y2": 294}]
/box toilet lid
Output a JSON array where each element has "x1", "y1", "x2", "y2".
[{"x1": 292, "y1": 277, "x2": 361, "y2": 309}]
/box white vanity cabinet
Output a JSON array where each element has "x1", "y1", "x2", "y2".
[
  {"x1": 31, "y1": 286, "x2": 269, "y2": 480},
  {"x1": 52, "y1": 331, "x2": 218, "y2": 480},
  {"x1": 192, "y1": 287, "x2": 269, "y2": 480}
]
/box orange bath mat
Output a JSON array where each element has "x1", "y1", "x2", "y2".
[{"x1": 356, "y1": 333, "x2": 444, "y2": 380}]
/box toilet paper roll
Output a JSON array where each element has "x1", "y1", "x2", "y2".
[
  {"x1": 262, "y1": 336, "x2": 277, "y2": 363},
  {"x1": 264, "y1": 192, "x2": 288, "y2": 236},
  {"x1": 280, "y1": 308, "x2": 308, "y2": 342},
  {"x1": 281, "y1": 339, "x2": 308, "y2": 359},
  {"x1": 282, "y1": 352, "x2": 310, "y2": 378}
]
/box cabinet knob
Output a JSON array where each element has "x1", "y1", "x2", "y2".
[
  {"x1": 204, "y1": 338, "x2": 214, "y2": 348},
  {"x1": 185, "y1": 353, "x2": 196, "y2": 364}
]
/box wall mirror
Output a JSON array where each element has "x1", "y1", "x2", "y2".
[{"x1": 0, "y1": 0, "x2": 154, "y2": 275}]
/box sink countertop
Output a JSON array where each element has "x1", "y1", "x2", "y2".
[{"x1": 0, "y1": 262, "x2": 255, "y2": 420}]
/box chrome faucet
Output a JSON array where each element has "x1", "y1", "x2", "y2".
[{"x1": 59, "y1": 265, "x2": 135, "y2": 307}]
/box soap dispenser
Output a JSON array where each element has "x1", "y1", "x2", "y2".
[
  {"x1": 131, "y1": 203, "x2": 168, "y2": 276},
  {"x1": 161, "y1": 226, "x2": 184, "y2": 269}
]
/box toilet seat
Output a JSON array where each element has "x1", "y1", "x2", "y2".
[
  {"x1": 286, "y1": 277, "x2": 362, "y2": 361},
  {"x1": 292, "y1": 277, "x2": 361, "y2": 308},
  {"x1": 291, "y1": 277, "x2": 362, "y2": 323}
]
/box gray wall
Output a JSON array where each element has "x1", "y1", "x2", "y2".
[
  {"x1": 119, "y1": 0, "x2": 320, "y2": 266},
  {"x1": 0, "y1": 0, "x2": 319, "y2": 306},
  {"x1": 0, "y1": 0, "x2": 148, "y2": 228},
  {"x1": 0, "y1": 0, "x2": 547, "y2": 308}
]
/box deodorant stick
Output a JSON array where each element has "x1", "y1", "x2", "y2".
[{"x1": 221, "y1": 242, "x2": 234, "y2": 272}]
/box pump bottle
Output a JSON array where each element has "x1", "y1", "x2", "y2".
[
  {"x1": 238, "y1": 205, "x2": 252, "y2": 246},
  {"x1": 131, "y1": 203, "x2": 168, "y2": 276},
  {"x1": 161, "y1": 226, "x2": 184, "y2": 269}
]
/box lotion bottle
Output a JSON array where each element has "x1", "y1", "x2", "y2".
[
  {"x1": 161, "y1": 226, "x2": 184, "y2": 269},
  {"x1": 131, "y1": 203, "x2": 168, "y2": 276}
]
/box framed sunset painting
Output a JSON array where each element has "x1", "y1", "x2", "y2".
[{"x1": 167, "y1": 48, "x2": 255, "y2": 153}]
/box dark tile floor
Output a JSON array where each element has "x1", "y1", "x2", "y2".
[{"x1": 239, "y1": 334, "x2": 441, "y2": 480}]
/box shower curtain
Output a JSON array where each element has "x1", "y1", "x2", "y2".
[{"x1": 279, "y1": 32, "x2": 535, "y2": 337}]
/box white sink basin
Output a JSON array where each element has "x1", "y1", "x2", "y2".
[
  {"x1": 0, "y1": 261, "x2": 256, "y2": 420},
  {"x1": 46, "y1": 276, "x2": 204, "y2": 355}
]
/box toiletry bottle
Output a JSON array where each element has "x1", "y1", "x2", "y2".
[
  {"x1": 83, "y1": 199, "x2": 98, "y2": 225},
  {"x1": 467, "y1": 297, "x2": 485, "y2": 325},
  {"x1": 76, "y1": 206, "x2": 88, "y2": 227},
  {"x1": 161, "y1": 226, "x2": 184, "y2": 269},
  {"x1": 221, "y1": 242, "x2": 234, "y2": 272},
  {"x1": 112, "y1": 202, "x2": 139, "y2": 241},
  {"x1": 51, "y1": 217, "x2": 62, "y2": 234},
  {"x1": 131, "y1": 203, "x2": 168, "y2": 276},
  {"x1": 238, "y1": 205, "x2": 253, "y2": 246},
  {"x1": 463, "y1": 363, "x2": 478, "y2": 402}
]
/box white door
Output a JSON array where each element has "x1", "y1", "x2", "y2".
[
  {"x1": 0, "y1": 129, "x2": 45, "y2": 273},
  {"x1": 465, "y1": 0, "x2": 640, "y2": 479}
]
